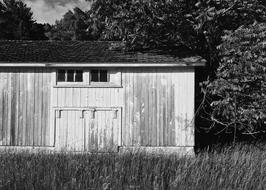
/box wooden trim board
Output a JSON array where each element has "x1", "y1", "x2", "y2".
[{"x1": 0, "y1": 62, "x2": 205, "y2": 68}]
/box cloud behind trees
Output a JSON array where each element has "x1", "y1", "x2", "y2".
[{"x1": 24, "y1": 0, "x2": 91, "y2": 24}]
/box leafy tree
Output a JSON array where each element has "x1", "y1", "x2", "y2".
[
  {"x1": 88, "y1": 0, "x2": 198, "y2": 49},
  {"x1": 85, "y1": 0, "x2": 266, "y2": 142},
  {"x1": 0, "y1": 0, "x2": 34, "y2": 39},
  {"x1": 47, "y1": 7, "x2": 93, "y2": 41},
  {"x1": 30, "y1": 23, "x2": 48, "y2": 40},
  {"x1": 204, "y1": 22, "x2": 266, "y2": 138},
  {"x1": 0, "y1": 0, "x2": 48, "y2": 40},
  {"x1": 87, "y1": 0, "x2": 265, "y2": 72}
]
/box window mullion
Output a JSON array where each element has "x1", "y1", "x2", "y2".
[
  {"x1": 107, "y1": 71, "x2": 110, "y2": 82},
  {"x1": 98, "y1": 71, "x2": 100, "y2": 82},
  {"x1": 65, "y1": 70, "x2": 67, "y2": 82},
  {"x1": 74, "y1": 70, "x2": 76, "y2": 82}
]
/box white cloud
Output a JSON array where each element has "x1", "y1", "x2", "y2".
[{"x1": 23, "y1": 0, "x2": 91, "y2": 24}]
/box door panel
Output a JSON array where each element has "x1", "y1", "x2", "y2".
[
  {"x1": 55, "y1": 110, "x2": 85, "y2": 151},
  {"x1": 55, "y1": 108, "x2": 121, "y2": 152},
  {"x1": 85, "y1": 109, "x2": 121, "y2": 152}
]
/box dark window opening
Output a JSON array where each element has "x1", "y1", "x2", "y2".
[
  {"x1": 57, "y1": 69, "x2": 83, "y2": 82},
  {"x1": 75, "y1": 70, "x2": 83, "y2": 82},
  {"x1": 91, "y1": 70, "x2": 99, "y2": 82},
  {"x1": 100, "y1": 70, "x2": 108, "y2": 82},
  {"x1": 57, "y1": 70, "x2": 65, "y2": 82},
  {"x1": 91, "y1": 70, "x2": 109, "y2": 82},
  {"x1": 67, "y1": 70, "x2": 74, "y2": 82}
]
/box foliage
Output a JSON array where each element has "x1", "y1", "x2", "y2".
[
  {"x1": 86, "y1": 0, "x2": 266, "y2": 139},
  {"x1": 188, "y1": 0, "x2": 266, "y2": 71},
  {"x1": 87, "y1": 0, "x2": 266, "y2": 71},
  {"x1": 0, "y1": 0, "x2": 47, "y2": 40},
  {"x1": 1, "y1": 144, "x2": 266, "y2": 189},
  {"x1": 205, "y1": 22, "x2": 266, "y2": 137},
  {"x1": 88, "y1": 0, "x2": 198, "y2": 49},
  {"x1": 30, "y1": 23, "x2": 49, "y2": 40},
  {"x1": 46, "y1": 7, "x2": 99, "y2": 41}
]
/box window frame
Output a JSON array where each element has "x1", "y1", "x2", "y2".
[
  {"x1": 56, "y1": 69, "x2": 84, "y2": 83},
  {"x1": 55, "y1": 68, "x2": 122, "y2": 88},
  {"x1": 89, "y1": 69, "x2": 110, "y2": 83}
]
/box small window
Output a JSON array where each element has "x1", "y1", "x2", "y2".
[
  {"x1": 75, "y1": 70, "x2": 83, "y2": 82},
  {"x1": 57, "y1": 69, "x2": 83, "y2": 82},
  {"x1": 57, "y1": 70, "x2": 66, "y2": 82},
  {"x1": 90, "y1": 70, "x2": 109, "y2": 82}
]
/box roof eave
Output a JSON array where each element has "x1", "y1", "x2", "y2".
[{"x1": 0, "y1": 62, "x2": 206, "y2": 68}]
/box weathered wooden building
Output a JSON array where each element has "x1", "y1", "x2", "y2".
[{"x1": 0, "y1": 41, "x2": 205, "y2": 154}]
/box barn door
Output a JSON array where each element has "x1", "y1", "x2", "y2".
[
  {"x1": 55, "y1": 108, "x2": 121, "y2": 152},
  {"x1": 84, "y1": 108, "x2": 121, "y2": 152},
  {"x1": 55, "y1": 110, "x2": 85, "y2": 151}
]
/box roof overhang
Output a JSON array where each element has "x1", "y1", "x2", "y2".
[{"x1": 0, "y1": 62, "x2": 206, "y2": 68}]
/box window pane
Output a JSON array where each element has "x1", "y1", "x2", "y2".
[
  {"x1": 57, "y1": 70, "x2": 66, "y2": 82},
  {"x1": 91, "y1": 70, "x2": 99, "y2": 82},
  {"x1": 67, "y1": 70, "x2": 74, "y2": 82},
  {"x1": 75, "y1": 70, "x2": 83, "y2": 82},
  {"x1": 100, "y1": 70, "x2": 108, "y2": 82}
]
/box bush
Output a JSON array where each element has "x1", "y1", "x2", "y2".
[{"x1": 205, "y1": 22, "x2": 266, "y2": 137}]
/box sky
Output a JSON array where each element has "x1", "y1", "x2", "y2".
[{"x1": 23, "y1": 0, "x2": 91, "y2": 24}]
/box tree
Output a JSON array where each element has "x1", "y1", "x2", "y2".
[
  {"x1": 204, "y1": 22, "x2": 266, "y2": 139},
  {"x1": 0, "y1": 0, "x2": 34, "y2": 40},
  {"x1": 87, "y1": 0, "x2": 265, "y2": 73},
  {"x1": 86, "y1": 0, "x2": 266, "y2": 142},
  {"x1": 30, "y1": 23, "x2": 48, "y2": 40},
  {"x1": 46, "y1": 7, "x2": 93, "y2": 41},
  {"x1": 88, "y1": 0, "x2": 198, "y2": 49}
]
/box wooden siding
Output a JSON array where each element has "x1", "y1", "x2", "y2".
[
  {"x1": 55, "y1": 110, "x2": 85, "y2": 151},
  {"x1": 0, "y1": 67, "x2": 194, "y2": 150},
  {"x1": 85, "y1": 108, "x2": 121, "y2": 152},
  {"x1": 52, "y1": 68, "x2": 195, "y2": 149},
  {"x1": 122, "y1": 68, "x2": 195, "y2": 147},
  {"x1": 0, "y1": 68, "x2": 52, "y2": 146},
  {"x1": 54, "y1": 108, "x2": 121, "y2": 152}
]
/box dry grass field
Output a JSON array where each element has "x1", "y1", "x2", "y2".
[{"x1": 0, "y1": 144, "x2": 265, "y2": 190}]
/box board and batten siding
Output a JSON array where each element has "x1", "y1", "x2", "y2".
[
  {"x1": 53, "y1": 67, "x2": 195, "y2": 149},
  {"x1": 0, "y1": 67, "x2": 195, "y2": 150},
  {"x1": 122, "y1": 68, "x2": 194, "y2": 147},
  {"x1": 0, "y1": 68, "x2": 53, "y2": 147}
]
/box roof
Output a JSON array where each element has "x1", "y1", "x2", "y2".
[{"x1": 0, "y1": 41, "x2": 206, "y2": 67}]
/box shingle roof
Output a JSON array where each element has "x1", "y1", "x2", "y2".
[{"x1": 0, "y1": 41, "x2": 205, "y2": 66}]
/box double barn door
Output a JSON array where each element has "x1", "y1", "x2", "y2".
[{"x1": 55, "y1": 108, "x2": 121, "y2": 152}]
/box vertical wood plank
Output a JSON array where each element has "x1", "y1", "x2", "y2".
[
  {"x1": 151, "y1": 71, "x2": 157, "y2": 146},
  {"x1": 154, "y1": 71, "x2": 158, "y2": 146},
  {"x1": 29, "y1": 70, "x2": 35, "y2": 146},
  {"x1": 18, "y1": 71, "x2": 23, "y2": 146},
  {"x1": 3, "y1": 70, "x2": 8, "y2": 146},
  {"x1": 135, "y1": 72, "x2": 141, "y2": 146},
  {"x1": 33, "y1": 70, "x2": 39, "y2": 146},
  {"x1": 55, "y1": 111, "x2": 61, "y2": 149},
  {"x1": 14, "y1": 70, "x2": 20, "y2": 145},
  {"x1": 0, "y1": 72, "x2": 3, "y2": 146},
  {"x1": 50, "y1": 70, "x2": 56, "y2": 146},
  {"x1": 37, "y1": 69, "x2": 43, "y2": 146},
  {"x1": 22, "y1": 71, "x2": 27, "y2": 146},
  {"x1": 156, "y1": 70, "x2": 160, "y2": 146},
  {"x1": 0, "y1": 71, "x2": 5, "y2": 146},
  {"x1": 42, "y1": 70, "x2": 49, "y2": 146},
  {"x1": 7, "y1": 70, "x2": 12, "y2": 145}
]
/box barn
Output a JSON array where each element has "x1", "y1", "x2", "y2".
[{"x1": 0, "y1": 41, "x2": 205, "y2": 154}]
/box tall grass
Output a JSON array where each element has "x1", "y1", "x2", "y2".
[{"x1": 0, "y1": 144, "x2": 266, "y2": 190}]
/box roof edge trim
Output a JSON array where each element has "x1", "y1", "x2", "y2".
[{"x1": 0, "y1": 62, "x2": 205, "y2": 67}]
